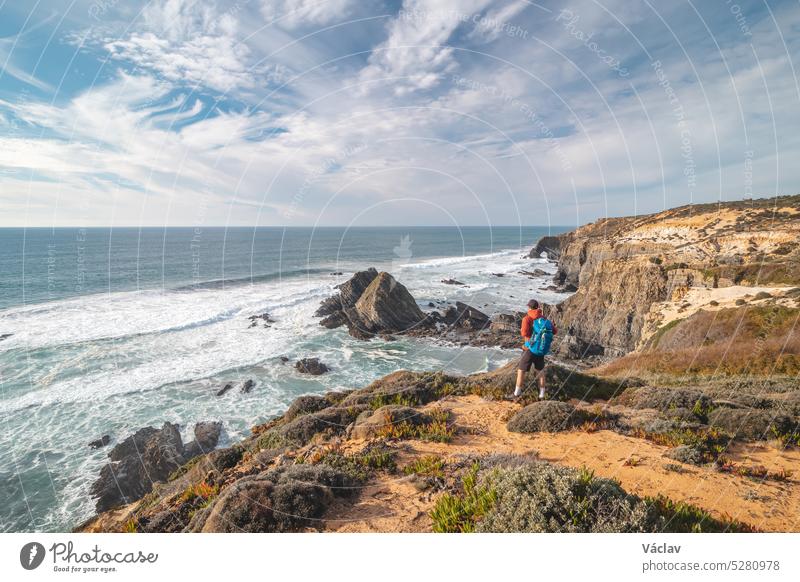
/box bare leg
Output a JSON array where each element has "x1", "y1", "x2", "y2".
[
  {"x1": 539, "y1": 369, "x2": 547, "y2": 398},
  {"x1": 514, "y1": 369, "x2": 526, "y2": 397}
]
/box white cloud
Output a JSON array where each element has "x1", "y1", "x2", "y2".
[
  {"x1": 103, "y1": 0, "x2": 254, "y2": 92},
  {"x1": 3, "y1": 0, "x2": 800, "y2": 226},
  {"x1": 261, "y1": 0, "x2": 357, "y2": 28},
  {"x1": 359, "y1": 0, "x2": 494, "y2": 95}
]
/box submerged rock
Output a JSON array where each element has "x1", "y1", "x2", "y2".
[
  {"x1": 247, "y1": 312, "x2": 274, "y2": 328},
  {"x1": 88, "y1": 435, "x2": 110, "y2": 449},
  {"x1": 295, "y1": 358, "x2": 330, "y2": 375}
]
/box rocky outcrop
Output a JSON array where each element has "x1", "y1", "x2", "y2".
[
  {"x1": 439, "y1": 302, "x2": 490, "y2": 331},
  {"x1": 295, "y1": 358, "x2": 330, "y2": 375},
  {"x1": 316, "y1": 268, "x2": 378, "y2": 318},
  {"x1": 183, "y1": 422, "x2": 223, "y2": 458},
  {"x1": 90, "y1": 421, "x2": 222, "y2": 512},
  {"x1": 317, "y1": 270, "x2": 426, "y2": 339},
  {"x1": 528, "y1": 235, "x2": 565, "y2": 260},
  {"x1": 550, "y1": 257, "x2": 670, "y2": 358},
  {"x1": 541, "y1": 196, "x2": 800, "y2": 360}
]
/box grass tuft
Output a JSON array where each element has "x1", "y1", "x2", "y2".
[{"x1": 403, "y1": 455, "x2": 445, "y2": 478}]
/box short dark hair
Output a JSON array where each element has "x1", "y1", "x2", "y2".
[{"x1": 527, "y1": 299, "x2": 539, "y2": 309}]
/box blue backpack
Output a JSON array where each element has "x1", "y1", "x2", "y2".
[{"x1": 525, "y1": 317, "x2": 554, "y2": 356}]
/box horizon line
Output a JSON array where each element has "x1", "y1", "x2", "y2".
[{"x1": 0, "y1": 224, "x2": 573, "y2": 229}]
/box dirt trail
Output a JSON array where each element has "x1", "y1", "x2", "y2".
[{"x1": 324, "y1": 395, "x2": 800, "y2": 532}]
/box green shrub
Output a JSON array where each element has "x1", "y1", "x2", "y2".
[
  {"x1": 305, "y1": 443, "x2": 397, "y2": 482},
  {"x1": 430, "y1": 463, "x2": 496, "y2": 532},
  {"x1": 476, "y1": 463, "x2": 660, "y2": 533}
]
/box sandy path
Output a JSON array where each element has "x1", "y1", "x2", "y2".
[{"x1": 324, "y1": 395, "x2": 800, "y2": 532}]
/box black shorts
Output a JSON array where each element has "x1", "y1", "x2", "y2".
[{"x1": 518, "y1": 349, "x2": 545, "y2": 372}]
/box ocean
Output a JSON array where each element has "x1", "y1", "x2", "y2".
[{"x1": 0, "y1": 226, "x2": 569, "y2": 532}]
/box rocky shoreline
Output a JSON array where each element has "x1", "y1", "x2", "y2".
[{"x1": 78, "y1": 196, "x2": 800, "y2": 533}]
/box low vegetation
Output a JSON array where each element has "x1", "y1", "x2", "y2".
[
  {"x1": 597, "y1": 305, "x2": 800, "y2": 378},
  {"x1": 403, "y1": 455, "x2": 445, "y2": 478},
  {"x1": 377, "y1": 409, "x2": 456, "y2": 443},
  {"x1": 430, "y1": 459, "x2": 762, "y2": 533},
  {"x1": 430, "y1": 463, "x2": 496, "y2": 533}
]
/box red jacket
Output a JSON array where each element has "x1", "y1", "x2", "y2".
[{"x1": 520, "y1": 309, "x2": 557, "y2": 342}]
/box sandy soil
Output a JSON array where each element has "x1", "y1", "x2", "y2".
[{"x1": 324, "y1": 395, "x2": 800, "y2": 532}]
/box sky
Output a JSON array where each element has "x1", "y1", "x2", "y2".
[{"x1": 0, "y1": 0, "x2": 798, "y2": 228}]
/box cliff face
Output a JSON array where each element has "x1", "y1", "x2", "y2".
[{"x1": 548, "y1": 196, "x2": 800, "y2": 359}]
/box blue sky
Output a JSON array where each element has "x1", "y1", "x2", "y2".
[{"x1": 0, "y1": 0, "x2": 798, "y2": 227}]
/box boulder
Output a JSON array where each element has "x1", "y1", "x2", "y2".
[
  {"x1": 489, "y1": 313, "x2": 521, "y2": 333},
  {"x1": 195, "y1": 475, "x2": 276, "y2": 532},
  {"x1": 184, "y1": 421, "x2": 223, "y2": 458},
  {"x1": 192, "y1": 464, "x2": 354, "y2": 533},
  {"x1": 350, "y1": 405, "x2": 432, "y2": 439},
  {"x1": 275, "y1": 405, "x2": 367, "y2": 446},
  {"x1": 441, "y1": 302, "x2": 490, "y2": 331},
  {"x1": 441, "y1": 278, "x2": 465, "y2": 286},
  {"x1": 88, "y1": 435, "x2": 110, "y2": 449},
  {"x1": 295, "y1": 358, "x2": 330, "y2": 375},
  {"x1": 507, "y1": 401, "x2": 588, "y2": 433},
  {"x1": 284, "y1": 395, "x2": 333, "y2": 422}
]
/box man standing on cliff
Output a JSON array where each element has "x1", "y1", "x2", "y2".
[{"x1": 513, "y1": 299, "x2": 557, "y2": 399}]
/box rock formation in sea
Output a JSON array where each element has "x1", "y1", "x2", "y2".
[
  {"x1": 90, "y1": 421, "x2": 222, "y2": 512},
  {"x1": 317, "y1": 269, "x2": 426, "y2": 339},
  {"x1": 295, "y1": 358, "x2": 330, "y2": 375}
]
